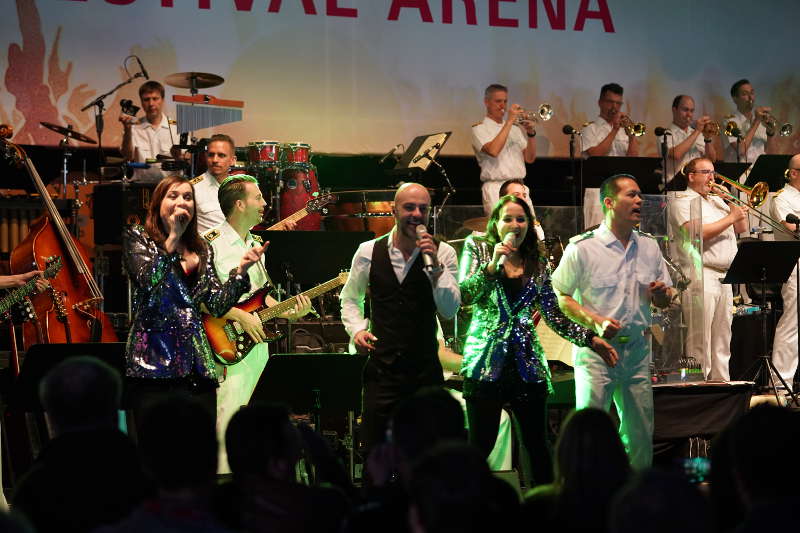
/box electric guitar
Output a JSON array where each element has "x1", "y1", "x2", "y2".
[
  {"x1": 265, "y1": 193, "x2": 336, "y2": 230},
  {"x1": 203, "y1": 271, "x2": 349, "y2": 365},
  {"x1": 0, "y1": 256, "x2": 62, "y2": 316}
]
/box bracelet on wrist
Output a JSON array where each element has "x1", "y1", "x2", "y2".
[
  {"x1": 704, "y1": 138, "x2": 712, "y2": 143},
  {"x1": 527, "y1": 131, "x2": 536, "y2": 138}
]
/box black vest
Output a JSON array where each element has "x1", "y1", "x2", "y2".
[{"x1": 369, "y1": 235, "x2": 438, "y2": 369}]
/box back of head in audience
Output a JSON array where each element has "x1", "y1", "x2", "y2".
[
  {"x1": 609, "y1": 469, "x2": 709, "y2": 533},
  {"x1": 138, "y1": 394, "x2": 217, "y2": 491},
  {"x1": 555, "y1": 408, "x2": 630, "y2": 494},
  {"x1": 729, "y1": 403, "x2": 800, "y2": 507},
  {"x1": 39, "y1": 356, "x2": 122, "y2": 435},
  {"x1": 390, "y1": 386, "x2": 466, "y2": 462},
  {"x1": 225, "y1": 402, "x2": 302, "y2": 481},
  {"x1": 408, "y1": 442, "x2": 516, "y2": 533}
]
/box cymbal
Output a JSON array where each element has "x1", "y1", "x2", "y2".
[
  {"x1": 164, "y1": 72, "x2": 224, "y2": 90},
  {"x1": 39, "y1": 122, "x2": 97, "y2": 144},
  {"x1": 462, "y1": 216, "x2": 489, "y2": 232}
]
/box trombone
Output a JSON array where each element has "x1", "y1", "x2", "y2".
[
  {"x1": 708, "y1": 173, "x2": 800, "y2": 240},
  {"x1": 516, "y1": 103, "x2": 554, "y2": 125}
]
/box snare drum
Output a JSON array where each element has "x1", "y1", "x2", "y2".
[
  {"x1": 281, "y1": 142, "x2": 312, "y2": 168},
  {"x1": 247, "y1": 140, "x2": 281, "y2": 167}
]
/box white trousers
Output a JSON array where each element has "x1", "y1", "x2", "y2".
[
  {"x1": 772, "y1": 263, "x2": 799, "y2": 387},
  {"x1": 574, "y1": 334, "x2": 653, "y2": 470},
  {"x1": 690, "y1": 268, "x2": 733, "y2": 381},
  {"x1": 216, "y1": 344, "x2": 269, "y2": 474}
]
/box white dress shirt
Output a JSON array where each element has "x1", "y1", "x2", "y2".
[
  {"x1": 581, "y1": 116, "x2": 630, "y2": 157},
  {"x1": 207, "y1": 221, "x2": 270, "y2": 294},
  {"x1": 340, "y1": 227, "x2": 460, "y2": 338},
  {"x1": 771, "y1": 184, "x2": 800, "y2": 241},
  {"x1": 552, "y1": 223, "x2": 671, "y2": 332},
  {"x1": 471, "y1": 116, "x2": 528, "y2": 182},
  {"x1": 722, "y1": 110, "x2": 768, "y2": 163},
  {"x1": 671, "y1": 189, "x2": 738, "y2": 270},
  {"x1": 666, "y1": 123, "x2": 708, "y2": 180},
  {"x1": 192, "y1": 172, "x2": 226, "y2": 234},
  {"x1": 128, "y1": 114, "x2": 179, "y2": 182}
]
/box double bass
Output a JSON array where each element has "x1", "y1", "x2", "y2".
[{"x1": 1, "y1": 125, "x2": 117, "y2": 347}]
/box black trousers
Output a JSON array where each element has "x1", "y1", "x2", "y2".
[
  {"x1": 360, "y1": 356, "x2": 443, "y2": 455},
  {"x1": 464, "y1": 372, "x2": 553, "y2": 486}
]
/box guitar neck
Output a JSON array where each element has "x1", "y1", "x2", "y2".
[
  {"x1": 267, "y1": 208, "x2": 308, "y2": 230},
  {"x1": 0, "y1": 278, "x2": 40, "y2": 315},
  {"x1": 256, "y1": 277, "x2": 343, "y2": 322}
]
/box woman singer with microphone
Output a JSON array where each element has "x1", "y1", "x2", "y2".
[
  {"x1": 458, "y1": 195, "x2": 617, "y2": 485},
  {"x1": 122, "y1": 175, "x2": 265, "y2": 428}
]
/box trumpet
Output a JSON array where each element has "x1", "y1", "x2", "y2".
[
  {"x1": 702, "y1": 121, "x2": 720, "y2": 137},
  {"x1": 619, "y1": 114, "x2": 646, "y2": 137},
  {"x1": 708, "y1": 173, "x2": 799, "y2": 240},
  {"x1": 515, "y1": 103, "x2": 554, "y2": 125},
  {"x1": 723, "y1": 120, "x2": 741, "y2": 137},
  {"x1": 761, "y1": 112, "x2": 793, "y2": 137}
]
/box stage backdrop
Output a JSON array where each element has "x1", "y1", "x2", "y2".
[{"x1": 2, "y1": 0, "x2": 799, "y2": 157}]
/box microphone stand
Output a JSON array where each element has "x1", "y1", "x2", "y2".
[
  {"x1": 424, "y1": 154, "x2": 456, "y2": 235},
  {"x1": 80, "y1": 71, "x2": 146, "y2": 166},
  {"x1": 659, "y1": 132, "x2": 669, "y2": 194},
  {"x1": 567, "y1": 132, "x2": 579, "y2": 235}
]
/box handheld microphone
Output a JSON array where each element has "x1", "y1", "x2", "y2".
[
  {"x1": 379, "y1": 144, "x2": 402, "y2": 165},
  {"x1": 787, "y1": 213, "x2": 800, "y2": 232},
  {"x1": 135, "y1": 56, "x2": 149, "y2": 80},
  {"x1": 654, "y1": 127, "x2": 671, "y2": 136},
  {"x1": 562, "y1": 125, "x2": 579, "y2": 135},
  {"x1": 497, "y1": 231, "x2": 517, "y2": 269},
  {"x1": 415, "y1": 225, "x2": 436, "y2": 272}
]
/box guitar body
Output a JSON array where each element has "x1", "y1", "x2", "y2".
[{"x1": 202, "y1": 289, "x2": 286, "y2": 365}]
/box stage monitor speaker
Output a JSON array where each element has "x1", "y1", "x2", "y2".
[{"x1": 93, "y1": 183, "x2": 156, "y2": 245}]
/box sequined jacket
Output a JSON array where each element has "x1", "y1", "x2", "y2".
[
  {"x1": 122, "y1": 225, "x2": 250, "y2": 382},
  {"x1": 458, "y1": 236, "x2": 595, "y2": 389}
]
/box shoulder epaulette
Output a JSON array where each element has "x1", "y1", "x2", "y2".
[
  {"x1": 471, "y1": 122, "x2": 482, "y2": 128},
  {"x1": 775, "y1": 187, "x2": 785, "y2": 196},
  {"x1": 188, "y1": 175, "x2": 204, "y2": 185},
  {"x1": 203, "y1": 229, "x2": 220, "y2": 243},
  {"x1": 168, "y1": 118, "x2": 177, "y2": 125},
  {"x1": 251, "y1": 234, "x2": 263, "y2": 244},
  {"x1": 569, "y1": 231, "x2": 594, "y2": 244}
]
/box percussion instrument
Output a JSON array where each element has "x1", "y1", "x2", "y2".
[
  {"x1": 247, "y1": 140, "x2": 281, "y2": 168},
  {"x1": 279, "y1": 168, "x2": 321, "y2": 231},
  {"x1": 324, "y1": 189, "x2": 397, "y2": 237},
  {"x1": 39, "y1": 122, "x2": 96, "y2": 144},
  {"x1": 281, "y1": 142, "x2": 312, "y2": 170}
]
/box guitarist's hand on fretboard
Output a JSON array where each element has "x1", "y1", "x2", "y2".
[{"x1": 280, "y1": 293, "x2": 312, "y2": 321}]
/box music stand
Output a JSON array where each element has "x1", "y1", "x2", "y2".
[
  {"x1": 746, "y1": 154, "x2": 793, "y2": 191},
  {"x1": 583, "y1": 156, "x2": 663, "y2": 193},
  {"x1": 722, "y1": 241, "x2": 800, "y2": 405},
  {"x1": 714, "y1": 162, "x2": 750, "y2": 183}
]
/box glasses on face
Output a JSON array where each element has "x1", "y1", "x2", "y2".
[{"x1": 690, "y1": 169, "x2": 715, "y2": 175}]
